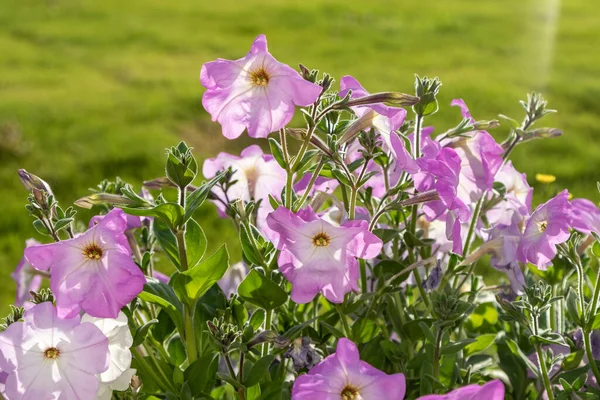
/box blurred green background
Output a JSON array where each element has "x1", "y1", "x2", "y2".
[{"x1": 1, "y1": 0, "x2": 599, "y2": 311}]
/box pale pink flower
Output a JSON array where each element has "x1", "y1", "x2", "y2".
[
  {"x1": 11, "y1": 239, "x2": 43, "y2": 307},
  {"x1": 266, "y1": 207, "x2": 382, "y2": 303},
  {"x1": 416, "y1": 380, "x2": 504, "y2": 400},
  {"x1": 24, "y1": 208, "x2": 146, "y2": 318},
  {"x1": 200, "y1": 34, "x2": 322, "y2": 139},
  {"x1": 292, "y1": 338, "x2": 406, "y2": 399},
  {"x1": 517, "y1": 190, "x2": 572, "y2": 269},
  {"x1": 203, "y1": 145, "x2": 287, "y2": 234},
  {"x1": 0, "y1": 302, "x2": 109, "y2": 400}
]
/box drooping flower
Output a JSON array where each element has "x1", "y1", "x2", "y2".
[
  {"x1": 414, "y1": 143, "x2": 471, "y2": 255},
  {"x1": 218, "y1": 261, "x2": 248, "y2": 298},
  {"x1": 291, "y1": 338, "x2": 406, "y2": 399},
  {"x1": 571, "y1": 198, "x2": 600, "y2": 235},
  {"x1": 200, "y1": 34, "x2": 322, "y2": 139},
  {"x1": 11, "y1": 239, "x2": 43, "y2": 307},
  {"x1": 24, "y1": 208, "x2": 146, "y2": 318},
  {"x1": 445, "y1": 99, "x2": 504, "y2": 203},
  {"x1": 339, "y1": 75, "x2": 407, "y2": 150},
  {"x1": 483, "y1": 218, "x2": 526, "y2": 294},
  {"x1": 203, "y1": 145, "x2": 287, "y2": 234},
  {"x1": 266, "y1": 207, "x2": 382, "y2": 303},
  {"x1": 0, "y1": 302, "x2": 110, "y2": 400},
  {"x1": 486, "y1": 161, "x2": 532, "y2": 227},
  {"x1": 284, "y1": 337, "x2": 321, "y2": 372},
  {"x1": 416, "y1": 379, "x2": 504, "y2": 400},
  {"x1": 81, "y1": 312, "x2": 135, "y2": 400},
  {"x1": 517, "y1": 190, "x2": 572, "y2": 269}
]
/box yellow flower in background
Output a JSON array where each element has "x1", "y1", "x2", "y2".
[
  {"x1": 567, "y1": 192, "x2": 574, "y2": 200},
  {"x1": 535, "y1": 173, "x2": 556, "y2": 184}
]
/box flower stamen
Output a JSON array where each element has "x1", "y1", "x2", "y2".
[
  {"x1": 82, "y1": 243, "x2": 103, "y2": 260},
  {"x1": 249, "y1": 68, "x2": 270, "y2": 87},
  {"x1": 312, "y1": 232, "x2": 331, "y2": 247},
  {"x1": 341, "y1": 384, "x2": 360, "y2": 400},
  {"x1": 44, "y1": 347, "x2": 60, "y2": 360},
  {"x1": 538, "y1": 221, "x2": 548, "y2": 233}
]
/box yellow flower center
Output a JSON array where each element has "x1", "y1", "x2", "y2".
[
  {"x1": 341, "y1": 385, "x2": 360, "y2": 400},
  {"x1": 249, "y1": 68, "x2": 270, "y2": 87},
  {"x1": 44, "y1": 347, "x2": 60, "y2": 359},
  {"x1": 312, "y1": 232, "x2": 331, "y2": 247},
  {"x1": 538, "y1": 221, "x2": 548, "y2": 233},
  {"x1": 83, "y1": 243, "x2": 103, "y2": 260}
]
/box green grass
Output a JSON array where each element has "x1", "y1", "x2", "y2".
[{"x1": 0, "y1": 0, "x2": 599, "y2": 312}]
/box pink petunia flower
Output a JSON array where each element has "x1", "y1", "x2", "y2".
[
  {"x1": 517, "y1": 190, "x2": 573, "y2": 269},
  {"x1": 203, "y1": 145, "x2": 287, "y2": 234},
  {"x1": 339, "y1": 75, "x2": 407, "y2": 150},
  {"x1": 11, "y1": 239, "x2": 43, "y2": 307},
  {"x1": 24, "y1": 208, "x2": 146, "y2": 318},
  {"x1": 266, "y1": 207, "x2": 382, "y2": 303},
  {"x1": 484, "y1": 219, "x2": 526, "y2": 294},
  {"x1": 89, "y1": 212, "x2": 142, "y2": 231},
  {"x1": 486, "y1": 161, "x2": 532, "y2": 227},
  {"x1": 0, "y1": 302, "x2": 110, "y2": 400},
  {"x1": 200, "y1": 34, "x2": 322, "y2": 139},
  {"x1": 416, "y1": 379, "x2": 505, "y2": 400},
  {"x1": 291, "y1": 338, "x2": 406, "y2": 399},
  {"x1": 445, "y1": 99, "x2": 504, "y2": 203},
  {"x1": 571, "y1": 198, "x2": 600, "y2": 235}
]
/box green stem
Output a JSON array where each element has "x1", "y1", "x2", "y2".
[
  {"x1": 532, "y1": 313, "x2": 554, "y2": 400},
  {"x1": 360, "y1": 258, "x2": 368, "y2": 294},
  {"x1": 575, "y1": 261, "x2": 587, "y2": 317},
  {"x1": 461, "y1": 195, "x2": 484, "y2": 257},
  {"x1": 132, "y1": 347, "x2": 176, "y2": 393},
  {"x1": 589, "y1": 266, "x2": 600, "y2": 320},
  {"x1": 262, "y1": 309, "x2": 272, "y2": 357},
  {"x1": 584, "y1": 330, "x2": 600, "y2": 384},
  {"x1": 335, "y1": 304, "x2": 352, "y2": 339},
  {"x1": 294, "y1": 158, "x2": 325, "y2": 212},
  {"x1": 176, "y1": 186, "x2": 198, "y2": 364},
  {"x1": 535, "y1": 344, "x2": 555, "y2": 400},
  {"x1": 432, "y1": 328, "x2": 443, "y2": 381}
]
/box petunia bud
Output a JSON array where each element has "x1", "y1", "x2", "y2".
[
  {"x1": 144, "y1": 176, "x2": 197, "y2": 191},
  {"x1": 165, "y1": 141, "x2": 198, "y2": 188},
  {"x1": 247, "y1": 330, "x2": 291, "y2": 349},
  {"x1": 74, "y1": 193, "x2": 139, "y2": 209},
  {"x1": 522, "y1": 127, "x2": 563, "y2": 142},
  {"x1": 473, "y1": 119, "x2": 500, "y2": 130},
  {"x1": 340, "y1": 92, "x2": 420, "y2": 109},
  {"x1": 18, "y1": 169, "x2": 53, "y2": 195}
]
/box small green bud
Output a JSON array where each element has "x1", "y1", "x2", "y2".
[{"x1": 165, "y1": 141, "x2": 198, "y2": 188}]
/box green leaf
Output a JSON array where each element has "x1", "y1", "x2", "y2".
[
  {"x1": 175, "y1": 245, "x2": 229, "y2": 303},
  {"x1": 185, "y1": 218, "x2": 207, "y2": 269},
  {"x1": 53, "y1": 218, "x2": 74, "y2": 232},
  {"x1": 132, "y1": 319, "x2": 159, "y2": 347},
  {"x1": 268, "y1": 137, "x2": 287, "y2": 169},
  {"x1": 244, "y1": 355, "x2": 275, "y2": 387},
  {"x1": 401, "y1": 319, "x2": 435, "y2": 342},
  {"x1": 238, "y1": 270, "x2": 288, "y2": 310},
  {"x1": 588, "y1": 314, "x2": 600, "y2": 330},
  {"x1": 592, "y1": 241, "x2": 600, "y2": 258},
  {"x1": 352, "y1": 319, "x2": 381, "y2": 344},
  {"x1": 464, "y1": 333, "x2": 499, "y2": 356},
  {"x1": 185, "y1": 354, "x2": 219, "y2": 396},
  {"x1": 152, "y1": 309, "x2": 176, "y2": 343},
  {"x1": 373, "y1": 229, "x2": 399, "y2": 244},
  {"x1": 249, "y1": 309, "x2": 266, "y2": 331},
  {"x1": 139, "y1": 277, "x2": 185, "y2": 337},
  {"x1": 418, "y1": 322, "x2": 436, "y2": 344},
  {"x1": 184, "y1": 171, "x2": 227, "y2": 222},
  {"x1": 240, "y1": 224, "x2": 263, "y2": 266},
  {"x1": 153, "y1": 219, "x2": 181, "y2": 269},
  {"x1": 562, "y1": 349, "x2": 585, "y2": 371},
  {"x1": 506, "y1": 338, "x2": 539, "y2": 377},
  {"x1": 441, "y1": 339, "x2": 476, "y2": 355},
  {"x1": 167, "y1": 334, "x2": 186, "y2": 366},
  {"x1": 123, "y1": 203, "x2": 184, "y2": 230}
]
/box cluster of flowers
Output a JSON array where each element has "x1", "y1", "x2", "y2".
[{"x1": 2, "y1": 33, "x2": 599, "y2": 399}]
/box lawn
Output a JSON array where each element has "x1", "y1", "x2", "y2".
[{"x1": 0, "y1": 0, "x2": 599, "y2": 312}]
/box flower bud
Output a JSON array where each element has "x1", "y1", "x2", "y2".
[
  {"x1": 74, "y1": 193, "x2": 138, "y2": 209},
  {"x1": 165, "y1": 141, "x2": 198, "y2": 188},
  {"x1": 522, "y1": 127, "x2": 563, "y2": 141},
  {"x1": 247, "y1": 330, "x2": 290, "y2": 349},
  {"x1": 18, "y1": 169, "x2": 53, "y2": 195},
  {"x1": 473, "y1": 120, "x2": 500, "y2": 130},
  {"x1": 340, "y1": 92, "x2": 420, "y2": 109}
]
